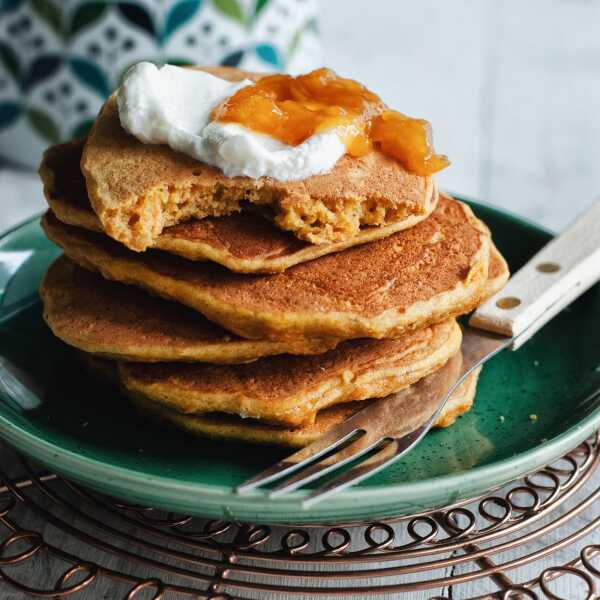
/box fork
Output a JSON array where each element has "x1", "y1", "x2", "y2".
[{"x1": 235, "y1": 199, "x2": 600, "y2": 508}]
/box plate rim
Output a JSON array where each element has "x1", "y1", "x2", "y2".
[{"x1": 0, "y1": 200, "x2": 599, "y2": 522}]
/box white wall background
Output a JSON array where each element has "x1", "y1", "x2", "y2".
[
  {"x1": 1, "y1": 0, "x2": 598, "y2": 234},
  {"x1": 320, "y1": 0, "x2": 600, "y2": 230}
]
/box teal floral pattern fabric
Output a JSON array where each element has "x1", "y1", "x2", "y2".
[{"x1": 0, "y1": 0, "x2": 320, "y2": 167}]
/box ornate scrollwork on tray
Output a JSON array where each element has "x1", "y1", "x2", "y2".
[{"x1": 0, "y1": 435, "x2": 598, "y2": 599}]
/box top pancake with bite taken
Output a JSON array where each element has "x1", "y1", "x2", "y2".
[{"x1": 81, "y1": 67, "x2": 438, "y2": 252}]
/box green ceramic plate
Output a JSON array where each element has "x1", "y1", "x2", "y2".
[{"x1": 0, "y1": 200, "x2": 599, "y2": 524}]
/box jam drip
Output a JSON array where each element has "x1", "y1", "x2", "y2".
[{"x1": 213, "y1": 68, "x2": 449, "y2": 176}]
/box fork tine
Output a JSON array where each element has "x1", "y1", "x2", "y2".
[
  {"x1": 269, "y1": 431, "x2": 384, "y2": 498},
  {"x1": 237, "y1": 352, "x2": 463, "y2": 501},
  {"x1": 302, "y1": 428, "x2": 426, "y2": 509},
  {"x1": 235, "y1": 387, "x2": 415, "y2": 494},
  {"x1": 234, "y1": 427, "x2": 363, "y2": 494}
]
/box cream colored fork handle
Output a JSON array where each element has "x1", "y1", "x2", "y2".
[{"x1": 470, "y1": 199, "x2": 600, "y2": 350}]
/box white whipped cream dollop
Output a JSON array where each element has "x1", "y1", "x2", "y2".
[{"x1": 117, "y1": 62, "x2": 346, "y2": 181}]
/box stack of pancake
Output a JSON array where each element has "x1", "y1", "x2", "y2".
[{"x1": 38, "y1": 67, "x2": 509, "y2": 448}]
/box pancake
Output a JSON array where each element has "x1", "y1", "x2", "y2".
[
  {"x1": 40, "y1": 245, "x2": 508, "y2": 364},
  {"x1": 40, "y1": 256, "x2": 335, "y2": 362},
  {"x1": 84, "y1": 351, "x2": 480, "y2": 448},
  {"x1": 485, "y1": 239, "x2": 509, "y2": 297},
  {"x1": 41, "y1": 139, "x2": 438, "y2": 273},
  {"x1": 42, "y1": 196, "x2": 492, "y2": 342},
  {"x1": 94, "y1": 318, "x2": 463, "y2": 428},
  {"x1": 81, "y1": 66, "x2": 436, "y2": 251}
]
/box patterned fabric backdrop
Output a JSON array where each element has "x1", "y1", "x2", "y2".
[{"x1": 0, "y1": 0, "x2": 320, "y2": 167}]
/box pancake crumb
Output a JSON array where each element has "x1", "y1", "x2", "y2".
[
  {"x1": 529, "y1": 414, "x2": 539, "y2": 422},
  {"x1": 341, "y1": 369, "x2": 354, "y2": 384}
]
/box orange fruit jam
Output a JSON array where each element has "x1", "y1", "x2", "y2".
[{"x1": 212, "y1": 68, "x2": 449, "y2": 176}]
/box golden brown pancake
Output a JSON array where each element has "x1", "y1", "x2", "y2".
[
  {"x1": 485, "y1": 240, "x2": 509, "y2": 297},
  {"x1": 95, "y1": 319, "x2": 463, "y2": 428},
  {"x1": 42, "y1": 196, "x2": 492, "y2": 342},
  {"x1": 40, "y1": 256, "x2": 335, "y2": 362},
  {"x1": 434, "y1": 366, "x2": 481, "y2": 428},
  {"x1": 84, "y1": 351, "x2": 480, "y2": 447},
  {"x1": 81, "y1": 66, "x2": 436, "y2": 251},
  {"x1": 40, "y1": 246, "x2": 508, "y2": 364},
  {"x1": 41, "y1": 139, "x2": 438, "y2": 273}
]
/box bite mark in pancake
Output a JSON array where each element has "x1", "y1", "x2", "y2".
[
  {"x1": 42, "y1": 197, "x2": 491, "y2": 342},
  {"x1": 41, "y1": 139, "x2": 438, "y2": 273},
  {"x1": 40, "y1": 256, "x2": 337, "y2": 363},
  {"x1": 81, "y1": 66, "x2": 435, "y2": 251},
  {"x1": 106, "y1": 319, "x2": 463, "y2": 427},
  {"x1": 84, "y1": 350, "x2": 480, "y2": 447}
]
